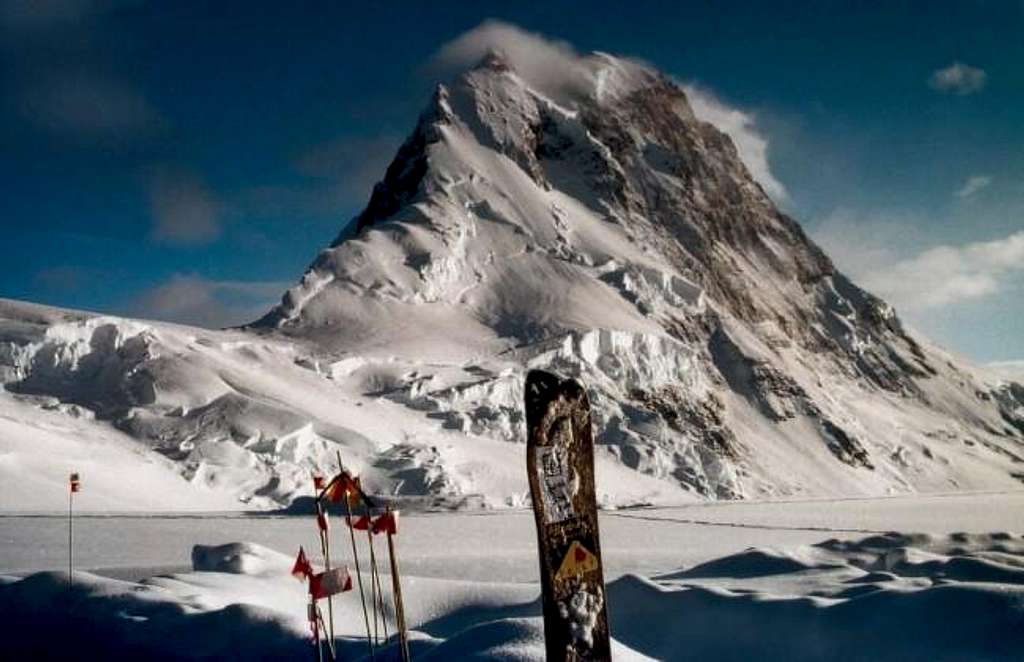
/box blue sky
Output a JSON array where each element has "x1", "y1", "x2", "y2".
[{"x1": 1, "y1": 1, "x2": 1021, "y2": 361}]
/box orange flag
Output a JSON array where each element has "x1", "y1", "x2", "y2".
[{"x1": 291, "y1": 546, "x2": 313, "y2": 581}]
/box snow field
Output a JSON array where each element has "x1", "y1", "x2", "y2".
[{"x1": 3, "y1": 494, "x2": 1023, "y2": 660}]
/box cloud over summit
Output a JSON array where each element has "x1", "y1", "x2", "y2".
[
  {"x1": 430, "y1": 21, "x2": 788, "y2": 203},
  {"x1": 429, "y1": 20, "x2": 595, "y2": 104},
  {"x1": 684, "y1": 84, "x2": 789, "y2": 203}
]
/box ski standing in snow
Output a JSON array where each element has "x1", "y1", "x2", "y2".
[{"x1": 525, "y1": 370, "x2": 611, "y2": 661}]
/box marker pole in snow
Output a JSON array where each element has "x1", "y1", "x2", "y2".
[
  {"x1": 316, "y1": 500, "x2": 336, "y2": 655},
  {"x1": 384, "y1": 508, "x2": 411, "y2": 662},
  {"x1": 311, "y1": 473, "x2": 337, "y2": 657},
  {"x1": 366, "y1": 525, "x2": 389, "y2": 643},
  {"x1": 309, "y1": 599, "x2": 324, "y2": 662},
  {"x1": 344, "y1": 494, "x2": 375, "y2": 660},
  {"x1": 68, "y1": 471, "x2": 80, "y2": 586},
  {"x1": 68, "y1": 483, "x2": 73, "y2": 583},
  {"x1": 338, "y1": 452, "x2": 375, "y2": 661},
  {"x1": 365, "y1": 523, "x2": 381, "y2": 643}
]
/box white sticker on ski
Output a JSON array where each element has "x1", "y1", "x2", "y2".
[{"x1": 535, "y1": 443, "x2": 576, "y2": 524}]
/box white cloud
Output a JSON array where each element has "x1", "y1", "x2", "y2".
[
  {"x1": 428, "y1": 19, "x2": 595, "y2": 104},
  {"x1": 987, "y1": 360, "x2": 1024, "y2": 382},
  {"x1": 20, "y1": 73, "x2": 163, "y2": 138},
  {"x1": 683, "y1": 84, "x2": 788, "y2": 203},
  {"x1": 928, "y1": 62, "x2": 987, "y2": 95},
  {"x1": 954, "y1": 175, "x2": 992, "y2": 199},
  {"x1": 813, "y1": 210, "x2": 1024, "y2": 310},
  {"x1": 431, "y1": 21, "x2": 787, "y2": 203},
  {"x1": 128, "y1": 274, "x2": 287, "y2": 329},
  {"x1": 149, "y1": 167, "x2": 223, "y2": 246}
]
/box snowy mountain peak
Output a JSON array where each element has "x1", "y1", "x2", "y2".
[
  {"x1": 241, "y1": 53, "x2": 1024, "y2": 501},
  {"x1": 3, "y1": 53, "x2": 1023, "y2": 510},
  {"x1": 476, "y1": 48, "x2": 515, "y2": 73}
]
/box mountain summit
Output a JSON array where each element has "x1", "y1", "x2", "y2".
[{"x1": 2, "y1": 53, "x2": 1022, "y2": 508}]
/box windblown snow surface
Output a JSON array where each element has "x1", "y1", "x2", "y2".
[{"x1": 2, "y1": 494, "x2": 1023, "y2": 660}]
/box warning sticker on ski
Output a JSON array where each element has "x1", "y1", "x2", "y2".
[
  {"x1": 555, "y1": 540, "x2": 599, "y2": 582},
  {"x1": 534, "y1": 443, "x2": 576, "y2": 524}
]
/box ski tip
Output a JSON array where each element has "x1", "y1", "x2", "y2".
[
  {"x1": 524, "y1": 370, "x2": 589, "y2": 420},
  {"x1": 525, "y1": 369, "x2": 561, "y2": 398}
]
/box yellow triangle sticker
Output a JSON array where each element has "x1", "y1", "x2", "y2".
[{"x1": 555, "y1": 540, "x2": 599, "y2": 582}]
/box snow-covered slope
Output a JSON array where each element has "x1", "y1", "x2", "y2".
[
  {"x1": 0, "y1": 299, "x2": 683, "y2": 510},
  {"x1": 3, "y1": 52, "x2": 1023, "y2": 510}
]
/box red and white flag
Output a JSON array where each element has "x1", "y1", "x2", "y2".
[
  {"x1": 371, "y1": 511, "x2": 398, "y2": 536},
  {"x1": 291, "y1": 546, "x2": 313, "y2": 581},
  {"x1": 69, "y1": 472, "x2": 81, "y2": 493},
  {"x1": 309, "y1": 566, "x2": 353, "y2": 600}
]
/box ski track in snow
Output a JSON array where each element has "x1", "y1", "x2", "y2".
[{"x1": 605, "y1": 511, "x2": 891, "y2": 535}]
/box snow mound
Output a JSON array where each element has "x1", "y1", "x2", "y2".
[
  {"x1": 191, "y1": 543, "x2": 292, "y2": 575},
  {"x1": 659, "y1": 547, "x2": 830, "y2": 579},
  {"x1": 0, "y1": 571, "x2": 306, "y2": 661}
]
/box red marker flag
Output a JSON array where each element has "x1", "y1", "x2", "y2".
[
  {"x1": 313, "y1": 474, "x2": 325, "y2": 491},
  {"x1": 69, "y1": 472, "x2": 81, "y2": 493},
  {"x1": 371, "y1": 511, "x2": 398, "y2": 536},
  {"x1": 309, "y1": 566, "x2": 353, "y2": 599},
  {"x1": 291, "y1": 546, "x2": 313, "y2": 581},
  {"x1": 322, "y1": 475, "x2": 351, "y2": 503},
  {"x1": 323, "y1": 473, "x2": 363, "y2": 506},
  {"x1": 350, "y1": 514, "x2": 372, "y2": 531}
]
